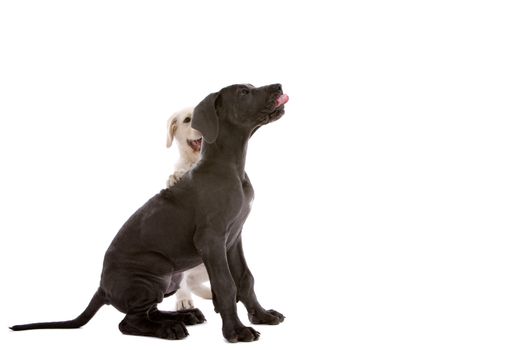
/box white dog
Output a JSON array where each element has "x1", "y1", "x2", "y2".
[
  {"x1": 166, "y1": 107, "x2": 202, "y2": 187},
  {"x1": 166, "y1": 107, "x2": 212, "y2": 310}
]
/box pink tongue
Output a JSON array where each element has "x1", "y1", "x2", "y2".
[{"x1": 275, "y1": 94, "x2": 289, "y2": 108}]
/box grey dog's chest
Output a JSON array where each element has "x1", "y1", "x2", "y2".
[
  {"x1": 221, "y1": 173, "x2": 254, "y2": 211},
  {"x1": 222, "y1": 175, "x2": 254, "y2": 245},
  {"x1": 242, "y1": 175, "x2": 254, "y2": 204},
  {"x1": 229, "y1": 175, "x2": 254, "y2": 222}
]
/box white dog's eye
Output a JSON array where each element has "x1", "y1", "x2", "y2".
[{"x1": 183, "y1": 117, "x2": 191, "y2": 123}]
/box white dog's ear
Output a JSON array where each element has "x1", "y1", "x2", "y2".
[
  {"x1": 166, "y1": 113, "x2": 178, "y2": 148},
  {"x1": 192, "y1": 92, "x2": 219, "y2": 144}
]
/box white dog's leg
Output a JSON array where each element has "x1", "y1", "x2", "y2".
[
  {"x1": 175, "y1": 273, "x2": 195, "y2": 310},
  {"x1": 186, "y1": 264, "x2": 212, "y2": 300},
  {"x1": 190, "y1": 283, "x2": 213, "y2": 300}
]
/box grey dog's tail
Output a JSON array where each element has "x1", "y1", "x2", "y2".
[{"x1": 10, "y1": 288, "x2": 106, "y2": 331}]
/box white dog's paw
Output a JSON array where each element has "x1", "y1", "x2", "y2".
[
  {"x1": 176, "y1": 298, "x2": 195, "y2": 311},
  {"x1": 167, "y1": 175, "x2": 178, "y2": 187},
  {"x1": 167, "y1": 171, "x2": 186, "y2": 187}
]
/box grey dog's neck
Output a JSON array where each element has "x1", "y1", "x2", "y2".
[{"x1": 200, "y1": 128, "x2": 251, "y2": 176}]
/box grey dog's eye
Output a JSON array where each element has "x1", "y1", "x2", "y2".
[
  {"x1": 183, "y1": 117, "x2": 191, "y2": 123},
  {"x1": 240, "y1": 88, "x2": 249, "y2": 96}
]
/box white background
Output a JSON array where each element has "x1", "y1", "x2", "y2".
[{"x1": 1, "y1": 1, "x2": 524, "y2": 349}]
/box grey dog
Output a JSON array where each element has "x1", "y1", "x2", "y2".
[{"x1": 10, "y1": 83, "x2": 289, "y2": 342}]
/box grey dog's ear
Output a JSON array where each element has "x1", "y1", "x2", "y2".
[{"x1": 191, "y1": 92, "x2": 219, "y2": 143}]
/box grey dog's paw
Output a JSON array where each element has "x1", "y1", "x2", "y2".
[
  {"x1": 119, "y1": 317, "x2": 188, "y2": 340},
  {"x1": 177, "y1": 308, "x2": 206, "y2": 325},
  {"x1": 224, "y1": 326, "x2": 260, "y2": 343},
  {"x1": 158, "y1": 321, "x2": 189, "y2": 340},
  {"x1": 248, "y1": 309, "x2": 285, "y2": 325}
]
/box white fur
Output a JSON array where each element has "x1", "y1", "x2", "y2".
[
  {"x1": 166, "y1": 107, "x2": 212, "y2": 310},
  {"x1": 166, "y1": 107, "x2": 202, "y2": 186},
  {"x1": 175, "y1": 264, "x2": 213, "y2": 310}
]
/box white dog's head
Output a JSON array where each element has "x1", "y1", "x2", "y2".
[{"x1": 166, "y1": 107, "x2": 203, "y2": 158}]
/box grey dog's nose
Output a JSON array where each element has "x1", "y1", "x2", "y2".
[{"x1": 272, "y1": 84, "x2": 282, "y2": 93}]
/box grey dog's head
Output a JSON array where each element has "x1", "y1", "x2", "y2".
[{"x1": 191, "y1": 84, "x2": 288, "y2": 143}]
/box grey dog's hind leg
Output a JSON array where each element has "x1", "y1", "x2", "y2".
[
  {"x1": 118, "y1": 306, "x2": 205, "y2": 340},
  {"x1": 118, "y1": 312, "x2": 188, "y2": 340},
  {"x1": 109, "y1": 277, "x2": 195, "y2": 340}
]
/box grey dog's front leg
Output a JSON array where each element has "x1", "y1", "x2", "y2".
[
  {"x1": 195, "y1": 235, "x2": 260, "y2": 342},
  {"x1": 227, "y1": 239, "x2": 285, "y2": 325}
]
